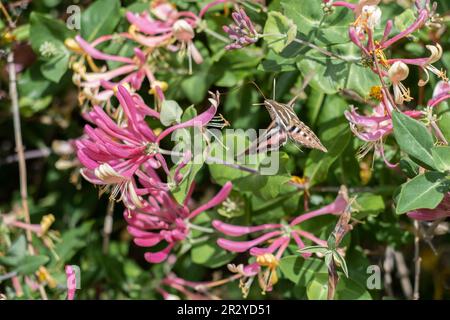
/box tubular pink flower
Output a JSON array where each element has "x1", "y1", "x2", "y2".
[
  {"x1": 381, "y1": 9, "x2": 428, "y2": 48},
  {"x1": 291, "y1": 232, "x2": 312, "y2": 258},
  {"x1": 217, "y1": 231, "x2": 283, "y2": 253},
  {"x1": 332, "y1": 1, "x2": 357, "y2": 11},
  {"x1": 156, "y1": 91, "x2": 220, "y2": 142},
  {"x1": 212, "y1": 220, "x2": 282, "y2": 237},
  {"x1": 189, "y1": 182, "x2": 233, "y2": 219},
  {"x1": 296, "y1": 230, "x2": 328, "y2": 246},
  {"x1": 223, "y1": 6, "x2": 259, "y2": 50},
  {"x1": 125, "y1": 180, "x2": 233, "y2": 263},
  {"x1": 75, "y1": 35, "x2": 134, "y2": 64},
  {"x1": 249, "y1": 236, "x2": 290, "y2": 256},
  {"x1": 290, "y1": 192, "x2": 348, "y2": 226},
  {"x1": 144, "y1": 243, "x2": 175, "y2": 263},
  {"x1": 344, "y1": 103, "x2": 423, "y2": 143}
]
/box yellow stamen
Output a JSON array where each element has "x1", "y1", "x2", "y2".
[
  {"x1": 40, "y1": 214, "x2": 55, "y2": 235},
  {"x1": 149, "y1": 81, "x2": 169, "y2": 95},
  {"x1": 369, "y1": 86, "x2": 383, "y2": 101}
]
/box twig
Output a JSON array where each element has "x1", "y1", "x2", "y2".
[
  {"x1": 393, "y1": 250, "x2": 413, "y2": 299},
  {"x1": 0, "y1": 147, "x2": 51, "y2": 165},
  {"x1": 102, "y1": 199, "x2": 115, "y2": 254},
  {"x1": 383, "y1": 246, "x2": 395, "y2": 297},
  {"x1": 413, "y1": 220, "x2": 422, "y2": 300},
  {"x1": 291, "y1": 38, "x2": 359, "y2": 63},
  {"x1": 8, "y1": 50, "x2": 48, "y2": 300},
  {"x1": 8, "y1": 51, "x2": 33, "y2": 254}
]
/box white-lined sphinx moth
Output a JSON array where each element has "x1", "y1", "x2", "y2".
[{"x1": 263, "y1": 97, "x2": 328, "y2": 153}]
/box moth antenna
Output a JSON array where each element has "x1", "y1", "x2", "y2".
[{"x1": 250, "y1": 81, "x2": 267, "y2": 100}]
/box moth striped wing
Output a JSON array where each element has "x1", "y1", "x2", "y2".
[
  {"x1": 264, "y1": 99, "x2": 327, "y2": 153},
  {"x1": 286, "y1": 117, "x2": 328, "y2": 152}
]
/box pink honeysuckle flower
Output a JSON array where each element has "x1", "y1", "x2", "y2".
[
  {"x1": 125, "y1": 182, "x2": 232, "y2": 263},
  {"x1": 223, "y1": 6, "x2": 259, "y2": 50},
  {"x1": 214, "y1": 188, "x2": 350, "y2": 296},
  {"x1": 388, "y1": 61, "x2": 413, "y2": 105},
  {"x1": 76, "y1": 86, "x2": 222, "y2": 207},
  {"x1": 126, "y1": 2, "x2": 203, "y2": 73},
  {"x1": 344, "y1": 100, "x2": 422, "y2": 166},
  {"x1": 214, "y1": 189, "x2": 349, "y2": 255},
  {"x1": 159, "y1": 269, "x2": 242, "y2": 300},
  {"x1": 72, "y1": 35, "x2": 166, "y2": 103},
  {"x1": 407, "y1": 193, "x2": 450, "y2": 221},
  {"x1": 388, "y1": 44, "x2": 448, "y2": 87}
]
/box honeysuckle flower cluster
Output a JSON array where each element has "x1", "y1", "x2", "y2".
[
  {"x1": 212, "y1": 187, "x2": 351, "y2": 296},
  {"x1": 67, "y1": 1, "x2": 247, "y2": 266},
  {"x1": 75, "y1": 82, "x2": 232, "y2": 263},
  {"x1": 42, "y1": 0, "x2": 448, "y2": 300},
  {"x1": 322, "y1": 0, "x2": 450, "y2": 169},
  {"x1": 223, "y1": 6, "x2": 259, "y2": 50}
]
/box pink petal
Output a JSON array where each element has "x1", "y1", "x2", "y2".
[
  {"x1": 189, "y1": 182, "x2": 232, "y2": 219},
  {"x1": 144, "y1": 244, "x2": 174, "y2": 263},
  {"x1": 212, "y1": 220, "x2": 282, "y2": 237},
  {"x1": 217, "y1": 231, "x2": 282, "y2": 253}
]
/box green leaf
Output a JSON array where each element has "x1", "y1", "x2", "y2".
[
  {"x1": 298, "y1": 246, "x2": 328, "y2": 255},
  {"x1": 29, "y1": 12, "x2": 74, "y2": 53},
  {"x1": 394, "y1": 9, "x2": 416, "y2": 32},
  {"x1": 281, "y1": 0, "x2": 353, "y2": 45},
  {"x1": 81, "y1": 0, "x2": 121, "y2": 42},
  {"x1": 296, "y1": 42, "x2": 379, "y2": 96},
  {"x1": 170, "y1": 107, "x2": 205, "y2": 204},
  {"x1": 396, "y1": 172, "x2": 448, "y2": 214},
  {"x1": 305, "y1": 119, "x2": 351, "y2": 186},
  {"x1": 399, "y1": 157, "x2": 420, "y2": 178},
  {"x1": 279, "y1": 256, "x2": 327, "y2": 284},
  {"x1": 40, "y1": 54, "x2": 70, "y2": 83},
  {"x1": 0, "y1": 236, "x2": 27, "y2": 267},
  {"x1": 306, "y1": 273, "x2": 372, "y2": 300},
  {"x1": 29, "y1": 12, "x2": 74, "y2": 82},
  {"x1": 191, "y1": 240, "x2": 236, "y2": 268},
  {"x1": 432, "y1": 146, "x2": 450, "y2": 172},
  {"x1": 333, "y1": 250, "x2": 349, "y2": 278},
  {"x1": 160, "y1": 100, "x2": 183, "y2": 126},
  {"x1": 263, "y1": 11, "x2": 297, "y2": 53},
  {"x1": 353, "y1": 193, "x2": 385, "y2": 219},
  {"x1": 392, "y1": 110, "x2": 435, "y2": 169},
  {"x1": 14, "y1": 255, "x2": 50, "y2": 275}
]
